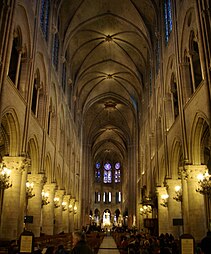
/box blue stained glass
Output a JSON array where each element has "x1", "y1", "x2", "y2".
[
  {"x1": 96, "y1": 162, "x2": 101, "y2": 169},
  {"x1": 167, "y1": 0, "x2": 172, "y2": 32},
  {"x1": 108, "y1": 171, "x2": 112, "y2": 183},
  {"x1": 104, "y1": 162, "x2": 111, "y2": 170},
  {"x1": 115, "y1": 162, "x2": 120, "y2": 169},
  {"x1": 40, "y1": 0, "x2": 50, "y2": 41},
  {"x1": 104, "y1": 170, "x2": 108, "y2": 183},
  {"x1": 163, "y1": 0, "x2": 172, "y2": 44}
]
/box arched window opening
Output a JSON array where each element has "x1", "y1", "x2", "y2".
[
  {"x1": 163, "y1": 0, "x2": 173, "y2": 44},
  {"x1": 170, "y1": 74, "x2": 179, "y2": 119},
  {"x1": 40, "y1": 0, "x2": 50, "y2": 41},
  {"x1": 104, "y1": 162, "x2": 112, "y2": 183},
  {"x1": 185, "y1": 55, "x2": 194, "y2": 95},
  {"x1": 8, "y1": 36, "x2": 23, "y2": 88},
  {"x1": 52, "y1": 33, "x2": 59, "y2": 71},
  {"x1": 31, "y1": 70, "x2": 40, "y2": 116},
  {"x1": 95, "y1": 191, "x2": 101, "y2": 203},
  {"x1": 191, "y1": 39, "x2": 202, "y2": 89}
]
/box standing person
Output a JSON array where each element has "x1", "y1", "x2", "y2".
[
  {"x1": 200, "y1": 231, "x2": 211, "y2": 254},
  {"x1": 71, "y1": 231, "x2": 93, "y2": 254}
]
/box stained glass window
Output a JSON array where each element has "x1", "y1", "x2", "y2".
[
  {"x1": 164, "y1": 0, "x2": 173, "y2": 44},
  {"x1": 116, "y1": 192, "x2": 121, "y2": 203},
  {"x1": 95, "y1": 169, "x2": 101, "y2": 182},
  {"x1": 96, "y1": 162, "x2": 101, "y2": 169},
  {"x1": 40, "y1": 0, "x2": 50, "y2": 41},
  {"x1": 114, "y1": 162, "x2": 121, "y2": 183},
  {"x1": 104, "y1": 162, "x2": 111, "y2": 170},
  {"x1": 53, "y1": 33, "x2": 59, "y2": 71},
  {"x1": 115, "y1": 162, "x2": 120, "y2": 169}
]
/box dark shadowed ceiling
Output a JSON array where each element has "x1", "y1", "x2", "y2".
[{"x1": 58, "y1": 0, "x2": 158, "y2": 163}]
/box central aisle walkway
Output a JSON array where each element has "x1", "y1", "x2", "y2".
[{"x1": 97, "y1": 235, "x2": 120, "y2": 254}]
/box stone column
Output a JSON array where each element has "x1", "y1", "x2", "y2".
[
  {"x1": 181, "y1": 167, "x2": 190, "y2": 234},
  {"x1": 157, "y1": 187, "x2": 169, "y2": 235},
  {"x1": 0, "y1": 156, "x2": 26, "y2": 240},
  {"x1": 62, "y1": 195, "x2": 70, "y2": 233},
  {"x1": 185, "y1": 165, "x2": 207, "y2": 241},
  {"x1": 26, "y1": 174, "x2": 45, "y2": 237},
  {"x1": 54, "y1": 190, "x2": 64, "y2": 234},
  {"x1": 166, "y1": 179, "x2": 183, "y2": 238},
  {"x1": 69, "y1": 198, "x2": 75, "y2": 233},
  {"x1": 42, "y1": 183, "x2": 56, "y2": 235},
  {"x1": 18, "y1": 158, "x2": 31, "y2": 237}
]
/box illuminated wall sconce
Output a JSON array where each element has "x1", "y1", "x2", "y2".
[
  {"x1": 196, "y1": 171, "x2": 211, "y2": 197},
  {"x1": 26, "y1": 181, "x2": 35, "y2": 199},
  {"x1": 62, "y1": 202, "x2": 67, "y2": 211},
  {"x1": 140, "y1": 205, "x2": 152, "y2": 215},
  {"x1": 42, "y1": 191, "x2": 50, "y2": 206},
  {"x1": 0, "y1": 164, "x2": 12, "y2": 190},
  {"x1": 173, "y1": 185, "x2": 182, "y2": 202},
  {"x1": 54, "y1": 197, "x2": 60, "y2": 208},
  {"x1": 74, "y1": 205, "x2": 77, "y2": 214},
  {"x1": 69, "y1": 204, "x2": 73, "y2": 213},
  {"x1": 160, "y1": 194, "x2": 169, "y2": 207}
]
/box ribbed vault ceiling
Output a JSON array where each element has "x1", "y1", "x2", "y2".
[{"x1": 58, "y1": 0, "x2": 157, "y2": 163}]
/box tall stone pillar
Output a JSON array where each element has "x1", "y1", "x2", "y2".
[
  {"x1": 26, "y1": 174, "x2": 45, "y2": 237},
  {"x1": 166, "y1": 179, "x2": 183, "y2": 238},
  {"x1": 185, "y1": 165, "x2": 207, "y2": 241},
  {"x1": 0, "y1": 156, "x2": 26, "y2": 240},
  {"x1": 42, "y1": 183, "x2": 56, "y2": 235},
  {"x1": 181, "y1": 167, "x2": 190, "y2": 234},
  {"x1": 62, "y1": 195, "x2": 70, "y2": 233},
  {"x1": 19, "y1": 158, "x2": 31, "y2": 236},
  {"x1": 157, "y1": 187, "x2": 169, "y2": 235},
  {"x1": 54, "y1": 190, "x2": 64, "y2": 234}
]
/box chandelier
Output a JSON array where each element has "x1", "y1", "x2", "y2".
[
  {"x1": 69, "y1": 204, "x2": 73, "y2": 213},
  {"x1": 26, "y1": 182, "x2": 35, "y2": 199},
  {"x1": 0, "y1": 163, "x2": 12, "y2": 190},
  {"x1": 196, "y1": 171, "x2": 211, "y2": 197},
  {"x1": 62, "y1": 201, "x2": 67, "y2": 211},
  {"x1": 173, "y1": 185, "x2": 182, "y2": 202},
  {"x1": 140, "y1": 205, "x2": 152, "y2": 215},
  {"x1": 160, "y1": 194, "x2": 169, "y2": 207},
  {"x1": 41, "y1": 191, "x2": 50, "y2": 206},
  {"x1": 54, "y1": 197, "x2": 60, "y2": 208}
]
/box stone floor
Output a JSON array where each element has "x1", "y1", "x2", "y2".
[{"x1": 97, "y1": 235, "x2": 120, "y2": 254}]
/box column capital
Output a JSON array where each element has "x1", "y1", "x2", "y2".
[
  {"x1": 181, "y1": 165, "x2": 207, "y2": 180},
  {"x1": 43, "y1": 183, "x2": 57, "y2": 193},
  {"x1": 3, "y1": 156, "x2": 30, "y2": 173},
  {"x1": 63, "y1": 194, "x2": 71, "y2": 203},
  {"x1": 55, "y1": 189, "x2": 65, "y2": 198},
  {"x1": 27, "y1": 173, "x2": 46, "y2": 185}
]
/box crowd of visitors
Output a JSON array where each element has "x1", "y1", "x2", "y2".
[{"x1": 4, "y1": 227, "x2": 211, "y2": 254}]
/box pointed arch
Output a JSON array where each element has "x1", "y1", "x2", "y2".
[
  {"x1": 190, "y1": 113, "x2": 210, "y2": 165},
  {"x1": 27, "y1": 137, "x2": 40, "y2": 174},
  {"x1": 1, "y1": 109, "x2": 20, "y2": 156}
]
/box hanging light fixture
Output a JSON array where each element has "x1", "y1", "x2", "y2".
[
  {"x1": 62, "y1": 201, "x2": 67, "y2": 211},
  {"x1": 41, "y1": 191, "x2": 50, "y2": 206},
  {"x1": 196, "y1": 171, "x2": 211, "y2": 197},
  {"x1": 160, "y1": 194, "x2": 169, "y2": 207},
  {"x1": 26, "y1": 181, "x2": 35, "y2": 199},
  {"x1": 54, "y1": 197, "x2": 60, "y2": 208},
  {"x1": 0, "y1": 163, "x2": 12, "y2": 190},
  {"x1": 173, "y1": 185, "x2": 182, "y2": 202}
]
